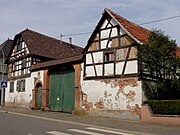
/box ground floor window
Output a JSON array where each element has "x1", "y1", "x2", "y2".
[
  {"x1": 9, "y1": 81, "x2": 14, "y2": 93},
  {"x1": 16, "y1": 79, "x2": 25, "y2": 92}
]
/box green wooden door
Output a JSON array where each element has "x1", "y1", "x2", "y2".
[
  {"x1": 37, "y1": 86, "x2": 42, "y2": 109},
  {"x1": 49, "y1": 69, "x2": 75, "y2": 112}
]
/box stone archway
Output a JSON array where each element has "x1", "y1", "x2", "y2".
[
  {"x1": 31, "y1": 80, "x2": 43, "y2": 110},
  {"x1": 30, "y1": 70, "x2": 50, "y2": 110}
]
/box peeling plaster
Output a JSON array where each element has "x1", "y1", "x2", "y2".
[
  {"x1": 101, "y1": 78, "x2": 138, "y2": 90},
  {"x1": 126, "y1": 104, "x2": 141, "y2": 115},
  {"x1": 101, "y1": 78, "x2": 138, "y2": 106},
  {"x1": 81, "y1": 77, "x2": 142, "y2": 118}
]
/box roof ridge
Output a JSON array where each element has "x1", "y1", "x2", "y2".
[
  {"x1": 105, "y1": 8, "x2": 149, "y2": 31},
  {"x1": 20, "y1": 28, "x2": 81, "y2": 48}
]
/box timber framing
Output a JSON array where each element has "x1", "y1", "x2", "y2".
[
  {"x1": 84, "y1": 73, "x2": 138, "y2": 80},
  {"x1": 83, "y1": 8, "x2": 151, "y2": 81}
]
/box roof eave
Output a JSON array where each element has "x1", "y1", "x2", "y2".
[{"x1": 105, "y1": 9, "x2": 142, "y2": 45}]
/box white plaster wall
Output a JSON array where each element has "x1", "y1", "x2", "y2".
[
  {"x1": 5, "y1": 70, "x2": 44, "y2": 108},
  {"x1": 101, "y1": 40, "x2": 108, "y2": 49},
  {"x1": 101, "y1": 20, "x2": 108, "y2": 29},
  {"x1": 81, "y1": 64, "x2": 142, "y2": 111},
  {"x1": 86, "y1": 54, "x2": 93, "y2": 64},
  {"x1": 92, "y1": 52, "x2": 103, "y2": 63},
  {"x1": 96, "y1": 65, "x2": 103, "y2": 76},
  {"x1": 116, "y1": 62, "x2": 124, "y2": 74},
  {"x1": 86, "y1": 66, "x2": 95, "y2": 77},
  {"x1": 101, "y1": 29, "x2": 110, "y2": 39},
  {"x1": 104, "y1": 63, "x2": 114, "y2": 76},
  {"x1": 125, "y1": 61, "x2": 138, "y2": 74},
  {"x1": 111, "y1": 27, "x2": 118, "y2": 37}
]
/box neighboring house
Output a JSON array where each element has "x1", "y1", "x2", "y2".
[
  {"x1": 5, "y1": 29, "x2": 83, "y2": 108},
  {"x1": 0, "y1": 39, "x2": 13, "y2": 105},
  {"x1": 80, "y1": 8, "x2": 150, "y2": 120}
]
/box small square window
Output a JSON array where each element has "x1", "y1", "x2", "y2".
[{"x1": 105, "y1": 51, "x2": 115, "y2": 62}]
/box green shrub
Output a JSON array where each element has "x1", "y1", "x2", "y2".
[
  {"x1": 144, "y1": 100, "x2": 180, "y2": 115},
  {"x1": 73, "y1": 109, "x2": 87, "y2": 116}
]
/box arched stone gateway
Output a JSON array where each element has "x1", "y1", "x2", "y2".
[
  {"x1": 30, "y1": 70, "x2": 50, "y2": 110},
  {"x1": 36, "y1": 82, "x2": 42, "y2": 109},
  {"x1": 31, "y1": 80, "x2": 43, "y2": 110}
]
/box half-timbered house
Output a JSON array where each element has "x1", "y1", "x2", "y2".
[
  {"x1": 5, "y1": 29, "x2": 83, "y2": 108},
  {"x1": 80, "y1": 9, "x2": 150, "y2": 120}
]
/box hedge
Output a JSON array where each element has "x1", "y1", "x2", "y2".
[{"x1": 144, "y1": 100, "x2": 180, "y2": 115}]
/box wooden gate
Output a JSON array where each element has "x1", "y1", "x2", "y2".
[{"x1": 49, "y1": 69, "x2": 75, "y2": 113}]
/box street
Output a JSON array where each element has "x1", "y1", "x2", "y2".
[
  {"x1": 0, "y1": 111, "x2": 140, "y2": 135},
  {"x1": 0, "y1": 108, "x2": 180, "y2": 135}
]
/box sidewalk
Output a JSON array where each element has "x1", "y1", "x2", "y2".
[{"x1": 0, "y1": 107, "x2": 179, "y2": 135}]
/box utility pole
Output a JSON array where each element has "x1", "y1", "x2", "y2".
[{"x1": 1, "y1": 48, "x2": 5, "y2": 106}]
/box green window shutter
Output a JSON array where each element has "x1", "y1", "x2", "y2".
[
  {"x1": 22, "y1": 59, "x2": 26, "y2": 69},
  {"x1": 22, "y1": 80, "x2": 25, "y2": 92},
  {"x1": 9, "y1": 82, "x2": 14, "y2": 93},
  {"x1": 16, "y1": 80, "x2": 20, "y2": 92}
]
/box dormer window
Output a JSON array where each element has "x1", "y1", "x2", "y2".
[{"x1": 16, "y1": 37, "x2": 23, "y2": 52}]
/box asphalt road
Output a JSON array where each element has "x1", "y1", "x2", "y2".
[
  {"x1": 0, "y1": 108, "x2": 180, "y2": 135},
  {"x1": 0, "y1": 111, "x2": 144, "y2": 135}
]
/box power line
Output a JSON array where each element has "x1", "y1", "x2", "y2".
[
  {"x1": 139, "y1": 15, "x2": 180, "y2": 25},
  {"x1": 57, "y1": 14, "x2": 180, "y2": 38},
  {"x1": 62, "y1": 31, "x2": 92, "y2": 37}
]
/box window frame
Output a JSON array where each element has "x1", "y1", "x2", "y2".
[
  {"x1": 16, "y1": 79, "x2": 25, "y2": 92},
  {"x1": 9, "y1": 81, "x2": 14, "y2": 93}
]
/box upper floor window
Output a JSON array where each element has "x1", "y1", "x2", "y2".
[
  {"x1": 105, "y1": 51, "x2": 115, "y2": 62},
  {"x1": 16, "y1": 37, "x2": 23, "y2": 52},
  {"x1": 22, "y1": 59, "x2": 26, "y2": 69}
]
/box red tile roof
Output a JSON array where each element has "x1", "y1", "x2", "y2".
[
  {"x1": 17, "y1": 29, "x2": 83, "y2": 60},
  {"x1": 176, "y1": 46, "x2": 180, "y2": 58},
  {"x1": 106, "y1": 9, "x2": 150, "y2": 44}
]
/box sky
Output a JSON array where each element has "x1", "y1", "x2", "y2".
[{"x1": 0, "y1": 0, "x2": 180, "y2": 47}]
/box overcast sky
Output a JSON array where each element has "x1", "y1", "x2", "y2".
[{"x1": 0, "y1": 0, "x2": 180, "y2": 47}]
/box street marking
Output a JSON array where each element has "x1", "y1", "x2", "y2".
[
  {"x1": 68, "y1": 129, "x2": 104, "y2": 135},
  {"x1": 46, "y1": 131, "x2": 71, "y2": 135},
  {"x1": 86, "y1": 127, "x2": 136, "y2": 135}
]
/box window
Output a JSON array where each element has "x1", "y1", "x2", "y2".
[
  {"x1": 22, "y1": 59, "x2": 26, "y2": 69},
  {"x1": 17, "y1": 80, "x2": 25, "y2": 92},
  {"x1": 32, "y1": 58, "x2": 41, "y2": 65},
  {"x1": 105, "y1": 51, "x2": 115, "y2": 62},
  {"x1": 9, "y1": 82, "x2": 14, "y2": 93},
  {"x1": 16, "y1": 37, "x2": 23, "y2": 52}
]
